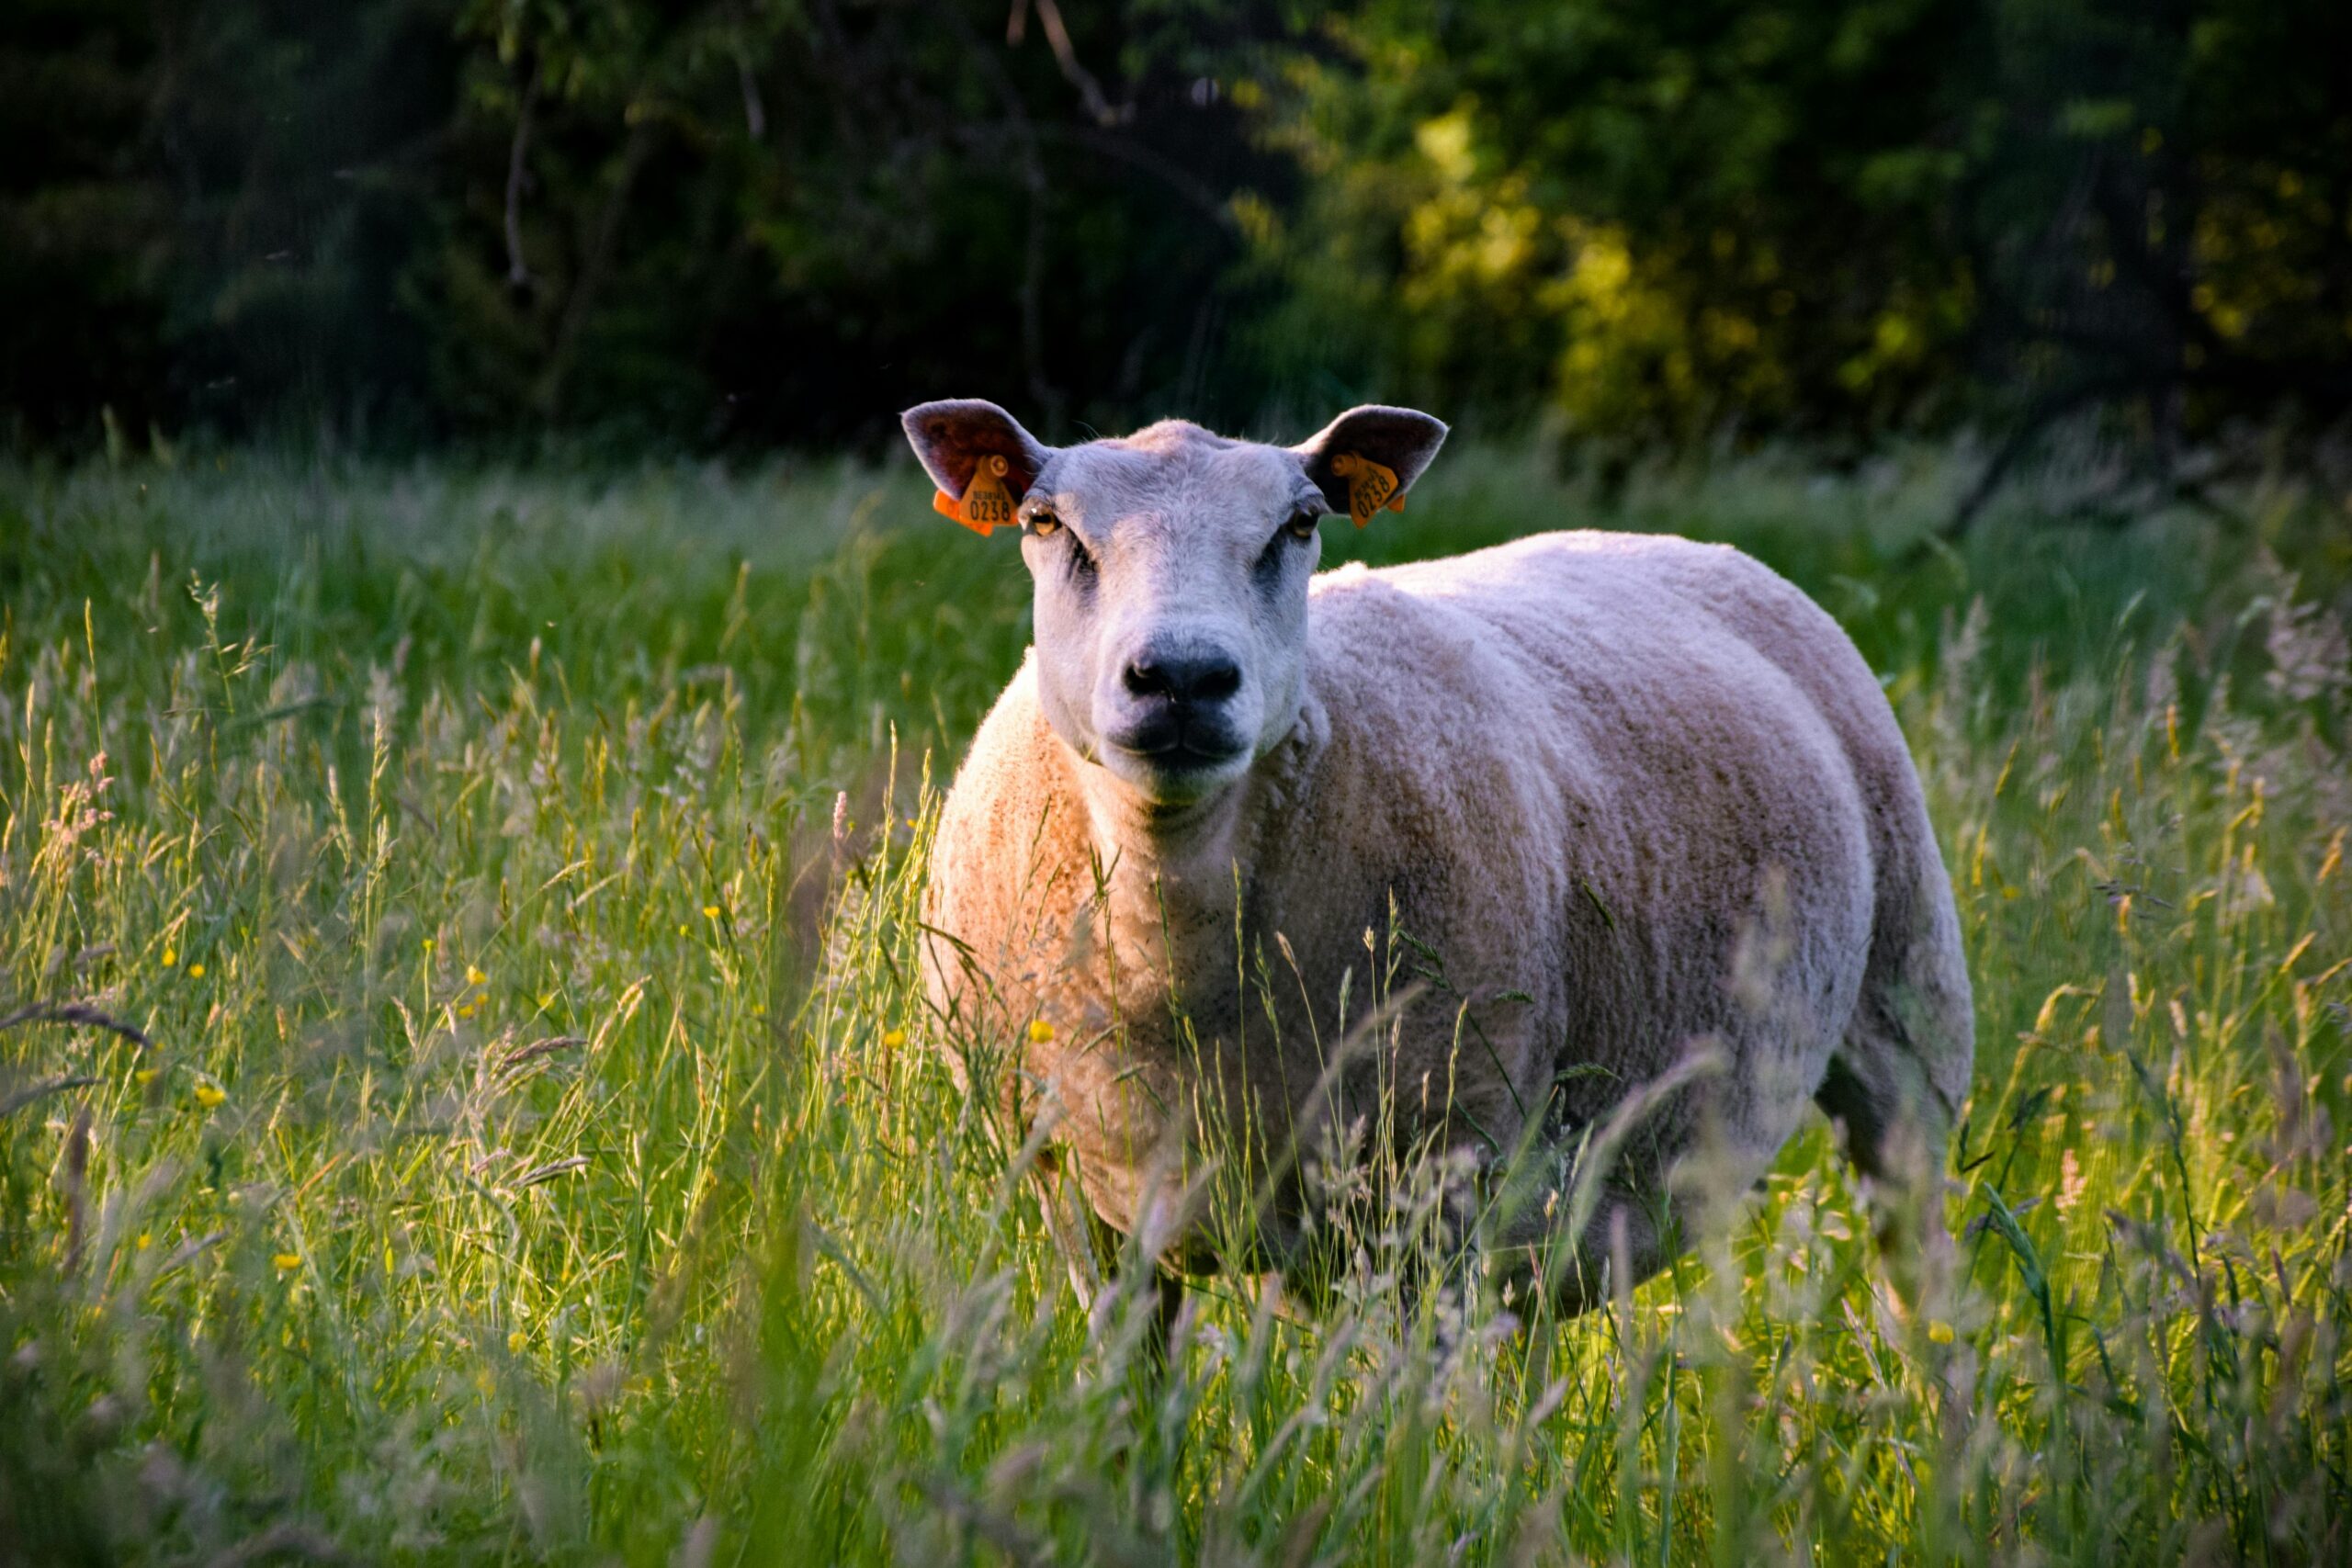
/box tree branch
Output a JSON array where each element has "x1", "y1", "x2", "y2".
[
  {"x1": 538, "y1": 119, "x2": 654, "y2": 423},
  {"x1": 504, "y1": 57, "x2": 541, "y2": 290},
  {"x1": 1031, "y1": 0, "x2": 1126, "y2": 127},
  {"x1": 1940, "y1": 372, "x2": 2140, "y2": 538}
]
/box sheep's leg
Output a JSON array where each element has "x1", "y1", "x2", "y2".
[
  {"x1": 1479, "y1": 1179, "x2": 1675, "y2": 1318},
  {"x1": 1033, "y1": 1157, "x2": 1189, "y2": 1363},
  {"x1": 1076, "y1": 1218, "x2": 1187, "y2": 1372},
  {"x1": 1552, "y1": 1188, "x2": 1675, "y2": 1315},
  {"x1": 1141, "y1": 1265, "x2": 1187, "y2": 1368},
  {"x1": 1815, "y1": 1040, "x2": 1956, "y2": 1316},
  {"x1": 1081, "y1": 1205, "x2": 1188, "y2": 1367},
  {"x1": 1031, "y1": 1156, "x2": 1107, "y2": 1310},
  {"x1": 1824, "y1": 826, "x2": 1974, "y2": 1315}
]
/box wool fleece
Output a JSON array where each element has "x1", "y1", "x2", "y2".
[{"x1": 907, "y1": 400, "x2": 1972, "y2": 1309}]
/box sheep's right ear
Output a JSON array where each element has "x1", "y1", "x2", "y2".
[
  {"x1": 901, "y1": 399, "x2": 1054, "y2": 536},
  {"x1": 1292, "y1": 405, "x2": 1449, "y2": 525}
]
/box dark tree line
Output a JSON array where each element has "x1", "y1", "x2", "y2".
[
  {"x1": 1, "y1": 0, "x2": 1290, "y2": 450},
  {"x1": 5, "y1": 0, "x2": 2349, "y2": 457}
]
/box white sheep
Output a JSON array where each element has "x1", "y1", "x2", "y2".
[{"x1": 903, "y1": 399, "x2": 1973, "y2": 1315}]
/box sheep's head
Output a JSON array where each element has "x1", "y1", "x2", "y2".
[{"x1": 904, "y1": 400, "x2": 1447, "y2": 806}]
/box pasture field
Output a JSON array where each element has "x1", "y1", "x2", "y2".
[{"x1": 1, "y1": 446, "x2": 2347, "y2": 1564}]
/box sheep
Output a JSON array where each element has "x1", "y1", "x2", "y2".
[{"x1": 903, "y1": 398, "x2": 1973, "y2": 1318}]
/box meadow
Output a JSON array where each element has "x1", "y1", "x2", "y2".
[{"x1": 1, "y1": 443, "x2": 2346, "y2": 1564}]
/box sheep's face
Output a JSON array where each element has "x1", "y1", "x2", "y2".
[
  {"x1": 904, "y1": 401, "x2": 1447, "y2": 807},
  {"x1": 1012, "y1": 427, "x2": 1325, "y2": 803}
]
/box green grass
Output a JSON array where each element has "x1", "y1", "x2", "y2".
[{"x1": 1, "y1": 445, "x2": 2347, "y2": 1564}]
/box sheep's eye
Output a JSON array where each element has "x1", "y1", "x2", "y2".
[
  {"x1": 1285, "y1": 510, "x2": 1322, "y2": 541},
  {"x1": 1025, "y1": 511, "x2": 1062, "y2": 538}
]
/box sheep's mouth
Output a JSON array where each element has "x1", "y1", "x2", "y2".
[
  {"x1": 1113, "y1": 734, "x2": 1248, "y2": 773},
  {"x1": 1110, "y1": 740, "x2": 1251, "y2": 805},
  {"x1": 1152, "y1": 741, "x2": 1247, "y2": 773},
  {"x1": 1104, "y1": 715, "x2": 1250, "y2": 778}
]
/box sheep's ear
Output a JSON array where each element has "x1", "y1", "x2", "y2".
[
  {"x1": 902, "y1": 399, "x2": 1054, "y2": 536},
  {"x1": 1291, "y1": 405, "x2": 1449, "y2": 525}
]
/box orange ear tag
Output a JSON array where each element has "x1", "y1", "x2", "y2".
[
  {"x1": 936, "y1": 453, "x2": 1016, "y2": 536},
  {"x1": 1329, "y1": 452, "x2": 1406, "y2": 526}
]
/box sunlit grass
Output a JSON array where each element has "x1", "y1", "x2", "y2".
[{"x1": 1, "y1": 448, "x2": 2346, "y2": 1562}]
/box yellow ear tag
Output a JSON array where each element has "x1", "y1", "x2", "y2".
[
  {"x1": 937, "y1": 453, "x2": 1016, "y2": 536},
  {"x1": 1329, "y1": 452, "x2": 1405, "y2": 526}
]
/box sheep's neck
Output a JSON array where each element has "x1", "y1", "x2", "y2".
[
  {"x1": 1072, "y1": 767, "x2": 1256, "y2": 966},
  {"x1": 1066, "y1": 702, "x2": 1323, "y2": 1010}
]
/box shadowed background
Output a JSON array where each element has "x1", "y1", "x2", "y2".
[{"x1": 7, "y1": 0, "x2": 2352, "y2": 478}]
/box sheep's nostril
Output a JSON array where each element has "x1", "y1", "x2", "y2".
[
  {"x1": 1126, "y1": 650, "x2": 1241, "y2": 708},
  {"x1": 1193, "y1": 658, "x2": 1241, "y2": 704},
  {"x1": 1124, "y1": 659, "x2": 1169, "y2": 699}
]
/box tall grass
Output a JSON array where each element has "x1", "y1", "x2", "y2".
[{"x1": 1, "y1": 447, "x2": 2346, "y2": 1563}]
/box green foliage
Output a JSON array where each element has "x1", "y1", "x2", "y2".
[
  {"x1": 1252, "y1": 0, "x2": 2352, "y2": 446},
  {"x1": 7, "y1": 0, "x2": 2351, "y2": 453},
  {"x1": 1249, "y1": 0, "x2": 1979, "y2": 440},
  {"x1": 2, "y1": 450, "x2": 2347, "y2": 1561},
  {"x1": 0, "y1": 0, "x2": 1283, "y2": 448}
]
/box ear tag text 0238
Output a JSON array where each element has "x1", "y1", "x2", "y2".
[
  {"x1": 1329, "y1": 452, "x2": 1406, "y2": 526},
  {"x1": 933, "y1": 453, "x2": 1017, "y2": 536}
]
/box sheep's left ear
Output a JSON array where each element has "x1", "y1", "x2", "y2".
[
  {"x1": 1291, "y1": 405, "x2": 1449, "y2": 525},
  {"x1": 901, "y1": 399, "x2": 1057, "y2": 536}
]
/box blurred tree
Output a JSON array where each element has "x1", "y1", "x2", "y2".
[
  {"x1": 414, "y1": 0, "x2": 1292, "y2": 445},
  {"x1": 1243, "y1": 0, "x2": 1984, "y2": 446},
  {"x1": 0, "y1": 0, "x2": 1284, "y2": 450},
  {"x1": 1, "y1": 0, "x2": 2346, "y2": 458},
  {"x1": 1246, "y1": 0, "x2": 2352, "y2": 468},
  {"x1": 1951, "y1": 0, "x2": 2352, "y2": 515},
  {"x1": 0, "y1": 0, "x2": 176, "y2": 446},
  {"x1": 1, "y1": 0, "x2": 461, "y2": 446}
]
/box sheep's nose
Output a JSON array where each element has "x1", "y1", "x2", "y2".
[{"x1": 1124, "y1": 650, "x2": 1242, "y2": 708}]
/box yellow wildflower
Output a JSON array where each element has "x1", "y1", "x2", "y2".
[
  {"x1": 162, "y1": 947, "x2": 176, "y2": 968},
  {"x1": 1928, "y1": 1320, "x2": 1956, "y2": 1345},
  {"x1": 273, "y1": 1252, "x2": 300, "y2": 1271},
  {"x1": 187, "y1": 963, "x2": 206, "y2": 978},
  {"x1": 882, "y1": 1028, "x2": 906, "y2": 1049},
  {"x1": 194, "y1": 1083, "x2": 226, "y2": 1108},
  {"x1": 135, "y1": 1067, "x2": 159, "y2": 1086},
  {"x1": 136, "y1": 1233, "x2": 152, "y2": 1251},
  {"x1": 537, "y1": 992, "x2": 555, "y2": 1010},
  {"x1": 702, "y1": 904, "x2": 721, "y2": 919},
  {"x1": 1027, "y1": 1019, "x2": 1055, "y2": 1043},
  {"x1": 466, "y1": 964, "x2": 486, "y2": 987},
  {"x1": 423, "y1": 936, "x2": 436, "y2": 952},
  {"x1": 508, "y1": 1328, "x2": 527, "y2": 1354}
]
